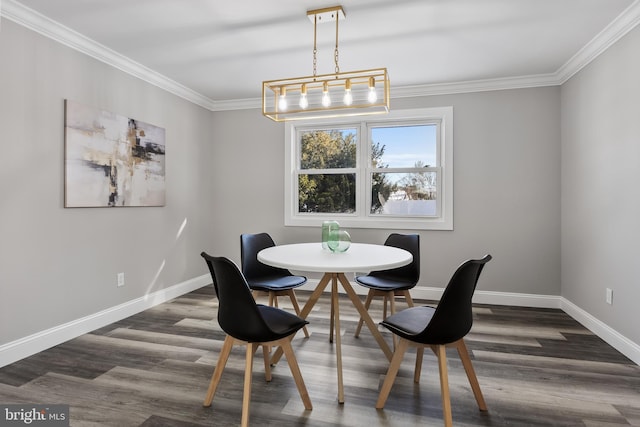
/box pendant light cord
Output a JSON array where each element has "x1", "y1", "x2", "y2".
[
  {"x1": 313, "y1": 14, "x2": 318, "y2": 78},
  {"x1": 334, "y1": 12, "x2": 340, "y2": 74}
]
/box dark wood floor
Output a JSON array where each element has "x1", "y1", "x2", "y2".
[{"x1": 1, "y1": 285, "x2": 639, "y2": 426}]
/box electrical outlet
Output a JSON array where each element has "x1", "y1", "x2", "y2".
[
  {"x1": 117, "y1": 272, "x2": 125, "y2": 287},
  {"x1": 605, "y1": 288, "x2": 613, "y2": 305}
]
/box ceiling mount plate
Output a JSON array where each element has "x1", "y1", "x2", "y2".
[{"x1": 307, "y1": 6, "x2": 345, "y2": 24}]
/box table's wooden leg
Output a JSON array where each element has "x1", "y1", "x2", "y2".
[
  {"x1": 331, "y1": 274, "x2": 345, "y2": 403},
  {"x1": 337, "y1": 273, "x2": 393, "y2": 361},
  {"x1": 329, "y1": 293, "x2": 335, "y2": 343},
  {"x1": 270, "y1": 273, "x2": 332, "y2": 365}
]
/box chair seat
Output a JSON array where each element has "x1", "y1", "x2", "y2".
[
  {"x1": 355, "y1": 274, "x2": 415, "y2": 291},
  {"x1": 248, "y1": 275, "x2": 307, "y2": 292},
  {"x1": 257, "y1": 305, "x2": 309, "y2": 340},
  {"x1": 381, "y1": 306, "x2": 435, "y2": 338}
]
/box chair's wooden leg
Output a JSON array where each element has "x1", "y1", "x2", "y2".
[
  {"x1": 387, "y1": 291, "x2": 396, "y2": 319},
  {"x1": 240, "y1": 343, "x2": 256, "y2": 427},
  {"x1": 403, "y1": 290, "x2": 415, "y2": 307},
  {"x1": 414, "y1": 347, "x2": 424, "y2": 383},
  {"x1": 383, "y1": 295, "x2": 388, "y2": 320},
  {"x1": 387, "y1": 291, "x2": 398, "y2": 349},
  {"x1": 278, "y1": 338, "x2": 313, "y2": 410},
  {"x1": 435, "y1": 345, "x2": 453, "y2": 427},
  {"x1": 456, "y1": 339, "x2": 487, "y2": 411},
  {"x1": 403, "y1": 288, "x2": 418, "y2": 371},
  {"x1": 354, "y1": 290, "x2": 374, "y2": 338},
  {"x1": 262, "y1": 344, "x2": 272, "y2": 382},
  {"x1": 269, "y1": 292, "x2": 278, "y2": 308},
  {"x1": 287, "y1": 290, "x2": 310, "y2": 338},
  {"x1": 376, "y1": 338, "x2": 409, "y2": 409},
  {"x1": 400, "y1": 289, "x2": 417, "y2": 370},
  {"x1": 204, "y1": 335, "x2": 234, "y2": 407}
]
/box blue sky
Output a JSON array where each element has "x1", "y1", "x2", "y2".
[{"x1": 372, "y1": 125, "x2": 437, "y2": 168}]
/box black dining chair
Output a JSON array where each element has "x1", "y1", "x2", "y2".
[
  {"x1": 241, "y1": 232, "x2": 309, "y2": 338},
  {"x1": 375, "y1": 255, "x2": 492, "y2": 427},
  {"x1": 354, "y1": 233, "x2": 420, "y2": 339},
  {"x1": 200, "y1": 252, "x2": 313, "y2": 427}
]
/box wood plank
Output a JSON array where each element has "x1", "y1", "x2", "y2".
[{"x1": 0, "y1": 289, "x2": 637, "y2": 426}]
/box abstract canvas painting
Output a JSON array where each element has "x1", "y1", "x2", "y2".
[{"x1": 64, "y1": 100, "x2": 166, "y2": 207}]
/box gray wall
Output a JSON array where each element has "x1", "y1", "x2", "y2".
[
  {"x1": 207, "y1": 88, "x2": 562, "y2": 296},
  {"x1": 0, "y1": 19, "x2": 215, "y2": 345},
  {"x1": 561, "y1": 24, "x2": 640, "y2": 345},
  {"x1": 18, "y1": 8, "x2": 636, "y2": 356}
]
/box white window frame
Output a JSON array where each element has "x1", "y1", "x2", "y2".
[{"x1": 284, "y1": 106, "x2": 453, "y2": 230}]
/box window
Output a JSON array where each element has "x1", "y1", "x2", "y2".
[{"x1": 284, "y1": 107, "x2": 453, "y2": 230}]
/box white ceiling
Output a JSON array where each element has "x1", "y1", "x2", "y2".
[{"x1": 3, "y1": 0, "x2": 640, "y2": 107}]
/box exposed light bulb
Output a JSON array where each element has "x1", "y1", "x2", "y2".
[
  {"x1": 343, "y1": 79, "x2": 353, "y2": 106},
  {"x1": 368, "y1": 77, "x2": 377, "y2": 103},
  {"x1": 322, "y1": 81, "x2": 331, "y2": 107},
  {"x1": 278, "y1": 87, "x2": 288, "y2": 111},
  {"x1": 299, "y1": 94, "x2": 308, "y2": 109},
  {"x1": 322, "y1": 93, "x2": 331, "y2": 107},
  {"x1": 299, "y1": 84, "x2": 308, "y2": 109},
  {"x1": 368, "y1": 88, "x2": 377, "y2": 103},
  {"x1": 344, "y1": 91, "x2": 353, "y2": 106}
]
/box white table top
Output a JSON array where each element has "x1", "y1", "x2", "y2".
[{"x1": 258, "y1": 242, "x2": 412, "y2": 273}]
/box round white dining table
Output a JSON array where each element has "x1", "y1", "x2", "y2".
[
  {"x1": 258, "y1": 242, "x2": 412, "y2": 273},
  {"x1": 258, "y1": 242, "x2": 412, "y2": 403}
]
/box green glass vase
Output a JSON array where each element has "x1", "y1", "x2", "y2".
[
  {"x1": 328, "y1": 229, "x2": 351, "y2": 253},
  {"x1": 322, "y1": 220, "x2": 340, "y2": 250}
]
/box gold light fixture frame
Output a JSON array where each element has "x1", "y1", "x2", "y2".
[{"x1": 262, "y1": 5, "x2": 390, "y2": 122}]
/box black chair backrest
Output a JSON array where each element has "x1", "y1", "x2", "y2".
[
  {"x1": 417, "y1": 255, "x2": 492, "y2": 344},
  {"x1": 369, "y1": 233, "x2": 420, "y2": 283},
  {"x1": 241, "y1": 233, "x2": 293, "y2": 280},
  {"x1": 201, "y1": 252, "x2": 274, "y2": 342}
]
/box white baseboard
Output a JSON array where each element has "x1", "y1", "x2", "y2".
[
  {"x1": 560, "y1": 298, "x2": 640, "y2": 365},
  {"x1": 299, "y1": 280, "x2": 562, "y2": 308},
  {"x1": 2, "y1": 276, "x2": 638, "y2": 369},
  {"x1": 300, "y1": 279, "x2": 638, "y2": 365},
  {"x1": 0, "y1": 274, "x2": 210, "y2": 368}
]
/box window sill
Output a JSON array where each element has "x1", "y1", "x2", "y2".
[{"x1": 285, "y1": 215, "x2": 453, "y2": 231}]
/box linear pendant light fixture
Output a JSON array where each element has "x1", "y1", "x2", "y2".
[{"x1": 262, "y1": 5, "x2": 390, "y2": 122}]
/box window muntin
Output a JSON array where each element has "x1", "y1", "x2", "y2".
[{"x1": 285, "y1": 107, "x2": 453, "y2": 230}]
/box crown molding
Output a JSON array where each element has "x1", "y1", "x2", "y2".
[
  {"x1": 1, "y1": 0, "x2": 217, "y2": 111},
  {"x1": 3, "y1": 0, "x2": 640, "y2": 112},
  {"x1": 389, "y1": 73, "x2": 561, "y2": 98},
  {"x1": 212, "y1": 97, "x2": 263, "y2": 112},
  {"x1": 557, "y1": 0, "x2": 640, "y2": 84}
]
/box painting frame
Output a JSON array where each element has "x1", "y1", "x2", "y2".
[{"x1": 64, "y1": 100, "x2": 166, "y2": 208}]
